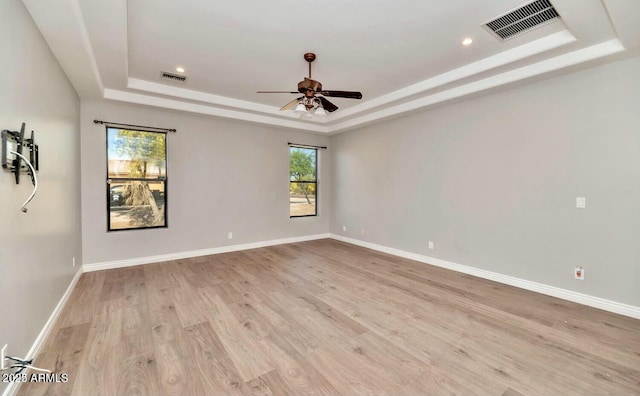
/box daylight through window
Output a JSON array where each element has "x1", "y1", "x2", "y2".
[
  {"x1": 290, "y1": 146, "x2": 317, "y2": 217},
  {"x1": 107, "y1": 128, "x2": 167, "y2": 231}
]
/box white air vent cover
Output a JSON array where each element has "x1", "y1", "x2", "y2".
[
  {"x1": 161, "y1": 71, "x2": 187, "y2": 83},
  {"x1": 484, "y1": 0, "x2": 560, "y2": 41}
]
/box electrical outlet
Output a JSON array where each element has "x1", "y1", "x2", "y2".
[
  {"x1": 228, "y1": 232, "x2": 233, "y2": 239},
  {"x1": 342, "y1": 225, "x2": 346, "y2": 232},
  {"x1": 574, "y1": 266, "x2": 584, "y2": 280},
  {"x1": 576, "y1": 197, "x2": 586, "y2": 208},
  {"x1": 1, "y1": 344, "x2": 7, "y2": 370},
  {"x1": 428, "y1": 241, "x2": 434, "y2": 250},
  {"x1": 72, "y1": 257, "x2": 76, "y2": 268},
  {"x1": 360, "y1": 229, "x2": 365, "y2": 235}
]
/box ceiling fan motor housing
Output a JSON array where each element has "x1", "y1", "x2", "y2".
[{"x1": 298, "y1": 78, "x2": 322, "y2": 94}]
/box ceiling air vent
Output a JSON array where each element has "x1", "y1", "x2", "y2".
[
  {"x1": 160, "y1": 71, "x2": 187, "y2": 83},
  {"x1": 484, "y1": 0, "x2": 560, "y2": 41}
]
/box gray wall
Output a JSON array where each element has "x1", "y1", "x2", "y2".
[
  {"x1": 0, "y1": 0, "x2": 81, "y2": 390},
  {"x1": 81, "y1": 100, "x2": 330, "y2": 264},
  {"x1": 330, "y1": 56, "x2": 640, "y2": 307}
]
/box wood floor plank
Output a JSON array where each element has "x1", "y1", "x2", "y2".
[
  {"x1": 17, "y1": 323, "x2": 91, "y2": 396},
  {"x1": 121, "y1": 278, "x2": 154, "y2": 355},
  {"x1": 143, "y1": 261, "x2": 181, "y2": 290},
  {"x1": 116, "y1": 276, "x2": 161, "y2": 396},
  {"x1": 305, "y1": 339, "x2": 406, "y2": 395},
  {"x1": 170, "y1": 269, "x2": 214, "y2": 328},
  {"x1": 239, "y1": 249, "x2": 329, "y2": 296},
  {"x1": 234, "y1": 287, "x2": 324, "y2": 356},
  {"x1": 53, "y1": 271, "x2": 106, "y2": 329},
  {"x1": 252, "y1": 367, "x2": 334, "y2": 396},
  {"x1": 113, "y1": 353, "x2": 161, "y2": 396},
  {"x1": 246, "y1": 374, "x2": 276, "y2": 396},
  {"x1": 206, "y1": 292, "x2": 276, "y2": 382},
  {"x1": 342, "y1": 332, "x2": 430, "y2": 387},
  {"x1": 396, "y1": 364, "x2": 483, "y2": 396},
  {"x1": 146, "y1": 285, "x2": 204, "y2": 395},
  {"x1": 71, "y1": 300, "x2": 124, "y2": 396},
  {"x1": 266, "y1": 289, "x2": 368, "y2": 348},
  {"x1": 219, "y1": 287, "x2": 342, "y2": 395},
  {"x1": 20, "y1": 239, "x2": 640, "y2": 395},
  {"x1": 183, "y1": 321, "x2": 251, "y2": 395},
  {"x1": 215, "y1": 285, "x2": 305, "y2": 360},
  {"x1": 179, "y1": 257, "x2": 221, "y2": 289},
  {"x1": 314, "y1": 285, "x2": 515, "y2": 394},
  {"x1": 501, "y1": 387, "x2": 526, "y2": 396},
  {"x1": 99, "y1": 266, "x2": 143, "y2": 302}
]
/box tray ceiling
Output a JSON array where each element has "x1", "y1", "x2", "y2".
[{"x1": 23, "y1": 0, "x2": 640, "y2": 134}]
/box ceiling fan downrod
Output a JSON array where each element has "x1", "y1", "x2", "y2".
[{"x1": 304, "y1": 52, "x2": 316, "y2": 79}]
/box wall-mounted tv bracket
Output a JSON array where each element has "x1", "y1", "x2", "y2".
[{"x1": 2, "y1": 123, "x2": 39, "y2": 212}]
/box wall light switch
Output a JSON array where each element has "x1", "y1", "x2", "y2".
[{"x1": 576, "y1": 197, "x2": 586, "y2": 208}]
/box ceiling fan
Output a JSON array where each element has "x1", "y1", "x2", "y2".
[{"x1": 257, "y1": 53, "x2": 362, "y2": 116}]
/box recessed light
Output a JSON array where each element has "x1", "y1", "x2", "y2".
[
  {"x1": 175, "y1": 66, "x2": 185, "y2": 73},
  {"x1": 462, "y1": 38, "x2": 473, "y2": 46}
]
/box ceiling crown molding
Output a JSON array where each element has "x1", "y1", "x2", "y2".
[{"x1": 23, "y1": 0, "x2": 639, "y2": 134}]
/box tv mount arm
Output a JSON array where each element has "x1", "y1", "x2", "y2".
[{"x1": 2, "y1": 122, "x2": 40, "y2": 212}]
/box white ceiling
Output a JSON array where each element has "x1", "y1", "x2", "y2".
[{"x1": 23, "y1": 0, "x2": 640, "y2": 134}]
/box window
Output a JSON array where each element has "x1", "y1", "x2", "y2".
[
  {"x1": 289, "y1": 146, "x2": 317, "y2": 217},
  {"x1": 107, "y1": 128, "x2": 167, "y2": 231}
]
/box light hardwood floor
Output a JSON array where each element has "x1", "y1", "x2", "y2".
[{"x1": 18, "y1": 239, "x2": 640, "y2": 395}]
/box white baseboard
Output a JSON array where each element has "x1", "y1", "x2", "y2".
[
  {"x1": 82, "y1": 231, "x2": 640, "y2": 320},
  {"x1": 83, "y1": 233, "x2": 331, "y2": 272},
  {"x1": 330, "y1": 234, "x2": 640, "y2": 320},
  {"x1": 2, "y1": 267, "x2": 84, "y2": 396}
]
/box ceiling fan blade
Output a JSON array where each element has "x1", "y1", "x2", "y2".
[
  {"x1": 280, "y1": 97, "x2": 303, "y2": 111},
  {"x1": 257, "y1": 91, "x2": 299, "y2": 94},
  {"x1": 320, "y1": 90, "x2": 362, "y2": 100},
  {"x1": 317, "y1": 96, "x2": 338, "y2": 112}
]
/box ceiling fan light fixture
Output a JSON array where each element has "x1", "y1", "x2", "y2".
[
  {"x1": 314, "y1": 105, "x2": 326, "y2": 116},
  {"x1": 294, "y1": 102, "x2": 308, "y2": 114}
]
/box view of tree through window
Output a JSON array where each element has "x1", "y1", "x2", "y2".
[
  {"x1": 107, "y1": 128, "x2": 167, "y2": 231},
  {"x1": 290, "y1": 146, "x2": 317, "y2": 217}
]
